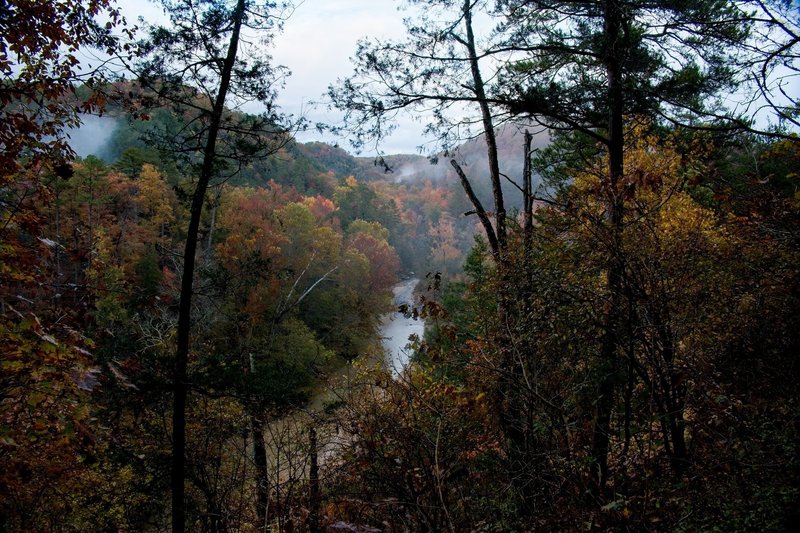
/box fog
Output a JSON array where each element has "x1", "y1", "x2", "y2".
[
  {"x1": 391, "y1": 125, "x2": 551, "y2": 209},
  {"x1": 66, "y1": 114, "x2": 119, "y2": 161}
]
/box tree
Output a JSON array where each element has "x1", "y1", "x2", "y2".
[
  {"x1": 493, "y1": 0, "x2": 768, "y2": 495},
  {"x1": 329, "y1": 2, "x2": 531, "y2": 484},
  {"x1": 746, "y1": 0, "x2": 800, "y2": 130},
  {"x1": 130, "y1": 1, "x2": 293, "y2": 529},
  {"x1": 2, "y1": 1, "x2": 129, "y2": 422},
  {"x1": 0, "y1": 3, "x2": 137, "y2": 507},
  {"x1": 331, "y1": 0, "x2": 798, "y2": 501},
  {"x1": 0, "y1": 0, "x2": 131, "y2": 176},
  {"x1": 330, "y1": 1, "x2": 512, "y2": 262}
]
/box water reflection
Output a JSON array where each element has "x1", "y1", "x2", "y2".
[{"x1": 381, "y1": 278, "x2": 424, "y2": 376}]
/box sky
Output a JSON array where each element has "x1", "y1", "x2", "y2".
[
  {"x1": 116, "y1": 0, "x2": 426, "y2": 155},
  {"x1": 107, "y1": 1, "x2": 800, "y2": 155}
]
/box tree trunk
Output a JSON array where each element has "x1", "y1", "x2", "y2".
[
  {"x1": 462, "y1": 0, "x2": 537, "y2": 500},
  {"x1": 54, "y1": 189, "x2": 61, "y2": 281},
  {"x1": 308, "y1": 426, "x2": 321, "y2": 533},
  {"x1": 251, "y1": 414, "x2": 270, "y2": 531},
  {"x1": 590, "y1": 0, "x2": 626, "y2": 498},
  {"x1": 522, "y1": 130, "x2": 534, "y2": 253},
  {"x1": 463, "y1": 0, "x2": 506, "y2": 258},
  {"x1": 660, "y1": 323, "x2": 688, "y2": 471},
  {"x1": 206, "y1": 185, "x2": 222, "y2": 262},
  {"x1": 171, "y1": 1, "x2": 246, "y2": 531}
]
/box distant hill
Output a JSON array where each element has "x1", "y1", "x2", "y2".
[
  {"x1": 296, "y1": 142, "x2": 432, "y2": 182},
  {"x1": 299, "y1": 123, "x2": 551, "y2": 210},
  {"x1": 300, "y1": 123, "x2": 548, "y2": 192},
  {"x1": 73, "y1": 87, "x2": 547, "y2": 207}
]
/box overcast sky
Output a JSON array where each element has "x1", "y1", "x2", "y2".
[{"x1": 117, "y1": 0, "x2": 425, "y2": 154}]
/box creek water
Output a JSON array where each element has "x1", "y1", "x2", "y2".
[
  {"x1": 260, "y1": 278, "x2": 426, "y2": 487},
  {"x1": 380, "y1": 278, "x2": 425, "y2": 376}
]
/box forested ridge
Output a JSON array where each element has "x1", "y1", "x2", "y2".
[{"x1": 1, "y1": 0, "x2": 799, "y2": 531}]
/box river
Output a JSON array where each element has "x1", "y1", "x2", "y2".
[
  {"x1": 380, "y1": 278, "x2": 425, "y2": 376},
  {"x1": 255, "y1": 278, "x2": 426, "y2": 499}
]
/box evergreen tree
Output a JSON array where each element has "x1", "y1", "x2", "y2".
[
  {"x1": 129, "y1": 1, "x2": 294, "y2": 529},
  {"x1": 331, "y1": 0, "x2": 797, "y2": 503},
  {"x1": 495, "y1": 0, "x2": 760, "y2": 495}
]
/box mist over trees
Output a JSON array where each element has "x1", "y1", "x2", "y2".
[{"x1": 1, "y1": 0, "x2": 799, "y2": 531}]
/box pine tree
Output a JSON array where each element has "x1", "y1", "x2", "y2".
[
  {"x1": 330, "y1": 0, "x2": 796, "y2": 503},
  {"x1": 495, "y1": 0, "x2": 757, "y2": 495},
  {"x1": 130, "y1": 1, "x2": 293, "y2": 529}
]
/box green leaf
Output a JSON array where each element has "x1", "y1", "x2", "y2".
[{"x1": 27, "y1": 392, "x2": 45, "y2": 407}]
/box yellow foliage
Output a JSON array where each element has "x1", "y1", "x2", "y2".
[
  {"x1": 138, "y1": 163, "x2": 175, "y2": 228},
  {"x1": 570, "y1": 121, "x2": 718, "y2": 245}
]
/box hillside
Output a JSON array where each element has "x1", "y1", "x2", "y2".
[{"x1": 4, "y1": 1, "x2": 799, "y2": 530}]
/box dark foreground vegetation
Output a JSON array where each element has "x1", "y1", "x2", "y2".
[{"x1": 1, "y1": 0, "x2": 799, "y2": 531}]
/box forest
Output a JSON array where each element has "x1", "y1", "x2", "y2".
[{"x1": 1, "y1": 0, "x2": 798, "y2": 531}]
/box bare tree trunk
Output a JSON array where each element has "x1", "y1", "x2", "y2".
[
  {"x1": 450, "y1": 160, "x2": 498, "y2": 256},
  {"x1": 172, "y1": 2, "x2": 247, "y2": 530},
  {"x1": 308, "y1": 426, "x2": 321, "y2": 533},
  {"x1": 206, "y1": 185, "x2": 223, "y2": 262},
  {"x1": 251, "y1": 414, "x2": 270, "y2": 531},
  {"x1": 523, "y1": 130, "x2": 534, "y2": 237}
]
